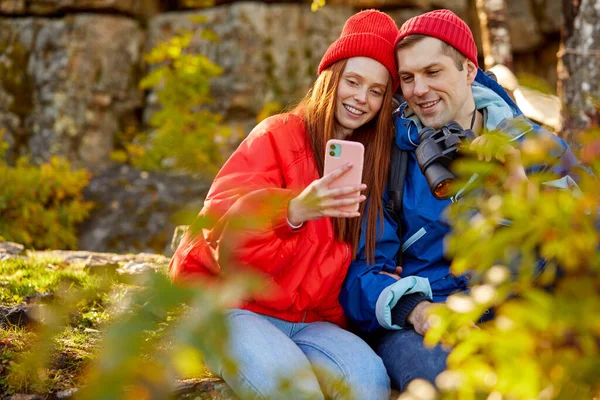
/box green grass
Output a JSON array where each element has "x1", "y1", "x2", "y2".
[
  {"x1": 0, "y1": 256, "x2": 113, "y2": 395},
  {"x1": 0, "y1": 256, "x2": 99, "y2": 306},
  {"x1": 0, "y1": 255, "x2": 209, "y2": 397}
]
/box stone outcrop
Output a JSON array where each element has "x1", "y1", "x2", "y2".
[
  {"x1": 173, "y1": 378, "x2": 234, "y2": 399},
  {"x1": 5, "y1": 378, "x2": 235, "y2": 400},
  {"x1": 145, "y1": 4, "x2": 354, "y2": 130},
  {"x1": 0, "y1": 15, "x2": 144, "y2": 170},
  {"x1": 505, "y1": 0, "x2": 543, "y2": 52},
  {"x1": 0, "y1": 304, "x2": 36, "y2": 329},
  {"x1": 32, "y1": 249, "x2": 170, "y2": 270},
  {"x1": 0, "y1": 241, "x2": 25, "y2": 260},
  {"x1": 535, "y1": 0, "x2": 562, "y2": 34},
  {"x1": 77, "y1": 165, "x2": 210, "y2": 255},
  {"x1": 0, "y1": 0, "x2": 162, "y2": 18},
  {"x1": 0, "y1": 1, "x2": 565, "y2": 173},
  {"x1": 324, "y1": 0, "x2": 467, "y2": 12}
]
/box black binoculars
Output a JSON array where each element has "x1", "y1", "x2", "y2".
[{"x1": 415, "y1": 122, "x2": 476, "y2": 200}]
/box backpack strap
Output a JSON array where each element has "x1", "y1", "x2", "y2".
[{"x1": 385, "y1": 145, "x2": 409, "y2": 266}]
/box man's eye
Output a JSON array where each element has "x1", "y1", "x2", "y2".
[
  {"x1": 401, "y1": 76, "x2": 413, "y2": 83},
  {"x1": 428, "y1": 70, "x2": 440, "y2": 76}
]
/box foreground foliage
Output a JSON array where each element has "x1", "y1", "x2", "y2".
[
  {"x1": 113, "y1": 18, "x2": 234, "y2": 176},
  {"x1": 0, "y1": 145, "x2": 92, "y2": 250},
  {"x1": 0, "y1": 256, "x2": 109, "y2": 395},
  {"x1": 407, "y1": 130, "x2": 600, "y2": 400},
  {"x1": 5, "y1": 134, "x2": 598, "y2": 400},
  {"x1": 0, "y1": 250, "x2": 260, "y2": 399}
]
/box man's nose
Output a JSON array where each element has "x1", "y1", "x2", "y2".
[{"x1": 413, "y1": 77, "x2": 429, "y2": 96}]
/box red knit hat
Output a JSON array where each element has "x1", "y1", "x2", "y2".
[
  {"x1": 318, "y1": 10, "x2": 400, "y2": 91},
  {"x1": 396, "y1": 9, "x2": 478, "y2": 68}
]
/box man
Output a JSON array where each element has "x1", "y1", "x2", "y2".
[{"x1": 340, "y1": 9, "x2": 581, "y2": 391}]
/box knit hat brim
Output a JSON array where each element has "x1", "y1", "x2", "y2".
[
  {"x1": 319, "y1": 32, "x2": 399, "y2": 91},
  {"x1": 396, "y1": 10, "x2": 478, "y2": 68},
  {"x1": 317, "y1": 10, "x2": 400, "y2": 92}
]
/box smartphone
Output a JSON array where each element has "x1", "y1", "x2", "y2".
[{"x1": 323, "y1": 139, "x2": 365, "y2": 213}]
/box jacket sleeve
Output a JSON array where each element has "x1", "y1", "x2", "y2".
[
  {"x1": 170, "y1": 118, "x2": 308, "y2": 281},
  {"x1": 501, "y1": 117, "x2": 589, "y2": 190},
  {"x1": 453, "y1": 119, "x2": 589, "y2": 202},
  {"x1": 532, "y1": 127, "x2": 590, "y2": 193},
  {"x1": 340, "y1": 204, "x2": 432, "y2": 332}
]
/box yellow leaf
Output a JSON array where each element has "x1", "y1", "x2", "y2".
[
  {"x1": 167, "y1": 45, "x2": 182, "y2": 59},
  {"x1": 171, "y1": 346, "x2": 206, "y2": 378}
]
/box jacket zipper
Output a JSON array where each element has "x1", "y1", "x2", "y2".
[
  {"x1": 301, "y1": 244, "x2": 347, "y2": 324},
  {"x1": 301, "y1": 243, "x2": 348, "y2": 325},
  {"x1": 402, "y1": 227, "x2": 427, "y2": 252}
]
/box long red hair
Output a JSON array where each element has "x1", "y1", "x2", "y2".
[{"x1": 292, "y1": 59, "x2": 394, "y2": 263}]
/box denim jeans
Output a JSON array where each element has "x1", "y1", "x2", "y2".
[
  {"x1": 205, "y1": 308, "x2": 391, "y2": 400},
  {"x1": 375, "y1": 328, "x2": 449, "y2": 392},
  {"x1": 372, "y1": 306, "x2": 497, "y2": 392}
]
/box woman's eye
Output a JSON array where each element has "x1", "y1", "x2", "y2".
[
  {"x1": 347, "y1": 79, "x2": 358, "y2": 86},
  {"x1": 370, "y1": 89, "x2": 383, "y2": 96}
]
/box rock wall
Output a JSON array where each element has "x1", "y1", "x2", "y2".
[
  {"x1": 0, "y1": 15, "x2": 144, "y2": 169},
  {"x1": 78, "y1": 165, "x2": 210, "y2": 255},
  {"x1": 143, "y1": 5, "x2": 431, "y2": 129},
  {"x1": 505, "y1": 0, "x2": 562, "y2": 88},
  {"x1": 0, "y1": 0, "x2": 565, "y2": 254},
  {"x1": 0, "y1": 0, "x2": 163, "y2": 17},
  {"x1": 1, "y1": 0, "x2": 562, "y2": 171},
  {"x1": 144, "y1": 4, "x2": 354, "y2": 132}
]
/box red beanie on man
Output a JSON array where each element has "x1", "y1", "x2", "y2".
[
  {"x1": 396, "y1": 9, "x2": 478, "y2": 68},
  {"x1": 318, "y1": 9, "x2": 400, "y2": 91}
]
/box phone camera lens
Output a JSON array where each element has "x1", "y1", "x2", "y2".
[
  {"x1": 330, "y1": 145, "x2": 336, "y2": 150},
  {"x1": 329, "y1": 151, "x2": 335, "y2": 156}
]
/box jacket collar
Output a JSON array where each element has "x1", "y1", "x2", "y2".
[{"x1": 394, "y1": 103, "x2": 422, "y2": 151}]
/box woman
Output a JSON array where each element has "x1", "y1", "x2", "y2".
[{"x1": 170, "y1": 10, "x2": 399, "y2": 400}]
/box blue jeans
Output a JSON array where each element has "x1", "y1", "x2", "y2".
[
  {"x1": 206, "y1": 309, "x2": 391, "y2": 400},
  {"x1": 375, "y1": 329, "x2": 449, "y2": 392}
]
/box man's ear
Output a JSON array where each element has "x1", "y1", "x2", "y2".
[{"x1": 466, "y1": 60, "x2": 477, "y2": 84}]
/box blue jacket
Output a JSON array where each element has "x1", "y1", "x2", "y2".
[{"x1": 340, "y1": 70, "x2": 581, "y2": 333}]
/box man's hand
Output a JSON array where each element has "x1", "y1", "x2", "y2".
[
  {"x1": 379, "y1": 265, "x2": 403, "y2": 280},
  {"x1": 469, "y1": 134, "x2": 528, "y2": 189},
  {"x1": 406, "y1": 300, "x2": 432, "y2": 336}
]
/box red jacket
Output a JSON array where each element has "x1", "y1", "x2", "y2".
[{"x1": 170, "y1": 114, "x2": 350, "y2": 327}]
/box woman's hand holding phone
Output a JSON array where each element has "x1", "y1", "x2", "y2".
[{"x1": 287, "y1": 163, "x2": 367, "y2": 226}]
